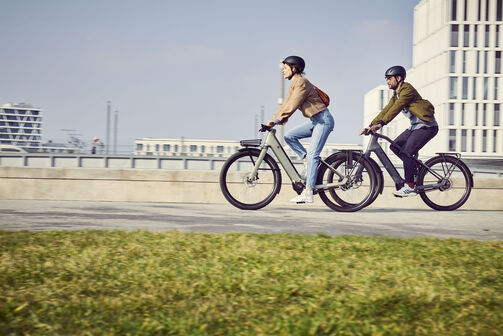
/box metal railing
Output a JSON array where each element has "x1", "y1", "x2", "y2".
[
  {"x1": 0, "y1": 153, "x2": 236, "y2": 171},
  {"x1": 0, "y1": 153, "x2": 501, "y2": 177}
]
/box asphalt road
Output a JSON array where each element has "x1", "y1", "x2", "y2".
[{"x1": 1, "y1": 200, "x2": 502, "y2": 241}]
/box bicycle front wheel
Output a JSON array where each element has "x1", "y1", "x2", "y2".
[
  {"x1": 317, "y1": 154, "x2": 377, "y2": 212},
  {"x1": 417, "y1": 155, "x2": 472, "y2": 211},
  {"x1": 219, "y1": 149, "x2": 282, "y2": 210}
]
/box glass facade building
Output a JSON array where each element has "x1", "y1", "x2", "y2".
[
  {"x1": 364, "y1": 0, "x2": 503, "y2": 158},
  {"x1": 0, "y1": 103, "x2": 43, "y2": 151}
]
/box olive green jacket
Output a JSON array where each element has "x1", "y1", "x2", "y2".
[
  {"x1": 370, "y1": 82, "x2": 435, "y2": 126},
  {"x1": 273, "y1": 74, "x2": 327, "y2": 124}
]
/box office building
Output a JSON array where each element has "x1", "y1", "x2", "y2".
[
  {"x1": 364, "y1": 0, "x2": 502, "y2": 158},
  {"x1": 0, "y1": 103, "x2": 43, "y2": 151},
  {"x1": 134, "y1": 137, "x2": 360, "y2": 159}
]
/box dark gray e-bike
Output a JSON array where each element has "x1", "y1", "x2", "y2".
[{"x1": 316, "y1": 131, "x2": 474, "y2": 212}]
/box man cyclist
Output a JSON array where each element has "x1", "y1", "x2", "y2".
[{"x1": 360, "y1": 65, "x2": 438, "y2": 197}]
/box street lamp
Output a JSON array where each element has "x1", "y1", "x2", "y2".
[{"x1": 277, "y1": 58, "x2": 285, "y2": 145}]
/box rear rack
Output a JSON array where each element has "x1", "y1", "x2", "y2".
[
  {"x1": 240, "y1": 139, "x2": 262, "y2": 147},
  {"x1": 436, "y1": 152, "x2": 461, "y2": 159}
]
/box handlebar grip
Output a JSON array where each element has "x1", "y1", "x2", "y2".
[{"x1": 259, "y1": 124, "x2": 272, "y2": 132}]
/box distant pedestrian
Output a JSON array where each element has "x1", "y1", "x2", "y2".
[{"x1": 91, "y1": 137, "x2": 100, "y2": 155}]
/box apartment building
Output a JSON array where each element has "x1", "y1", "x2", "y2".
[
  {"x1": 0, "y1": 103, "x2": 43, "y2": 152},
  {"x1": 364, "y1": 0, "x2": 502, "y2": 158}
]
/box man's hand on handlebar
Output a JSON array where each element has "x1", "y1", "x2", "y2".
[{"x1": 359, "y1": 124, "x2": 382, "y2": 135}]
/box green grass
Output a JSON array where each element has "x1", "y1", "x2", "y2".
[{"x1": 0, "y1": 231, "x2": 502, "y2": 336}]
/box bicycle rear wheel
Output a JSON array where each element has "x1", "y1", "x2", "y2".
[
  {"x1": 317, "y1": 154, "x2": 377, "y2": 212},
  {"x1": 220, "y1": 149, "x2": 282, "y2": 210},
  {"x1": 417, "y1": 155, "x2": 472, "y2": 211}
]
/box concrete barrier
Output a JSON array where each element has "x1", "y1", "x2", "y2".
[{"x1": 0, "y1": 167, "x2": 501, "y2": 210}]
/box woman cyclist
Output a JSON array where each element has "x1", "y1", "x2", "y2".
[{"x1": 266, "y1": 56, "x2": 334, "y2": 203}]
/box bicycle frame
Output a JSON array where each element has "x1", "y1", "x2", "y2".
[
  {"x1": 357, "y1": 132, "x2": 461, "y2": 192},
  {"x1": 361, "y1": 134, "x2": 403, "y2": 187},
  {"x1": 248, "y1": 129, "x2": 346, "y2": 191}
]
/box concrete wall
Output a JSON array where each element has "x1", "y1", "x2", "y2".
[{"x1": 0, "y1": 167, "x2": 501, "y2": 210}]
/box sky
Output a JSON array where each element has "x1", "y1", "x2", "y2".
[{"x1": 0, "y1": 0, "x2": 418, "y2": 152}]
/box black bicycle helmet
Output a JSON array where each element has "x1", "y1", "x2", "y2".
[
  {"x1": 385, "y1": 65, "x2": 406, "y2": 79},
  {"x1": 283, "y1": 56, "x2": 305, "y2": 73}
]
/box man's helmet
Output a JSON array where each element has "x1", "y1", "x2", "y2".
[
  {"x1": 385, "y1": 65, "x2": 406, "y2": 79},
  {"x1": 283, "y1": 56, "x2": 305, "y2": 73}
]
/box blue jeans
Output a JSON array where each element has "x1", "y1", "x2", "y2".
[{"x1": 284, "y1": 109, "x2": 334, "y2": 188}]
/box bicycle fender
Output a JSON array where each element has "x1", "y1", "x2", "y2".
[
  {"x1": 457, "y1": 160, "x2": 474, "y2": 188},
  {"x1": 362, "y1": 156, "x2": 384, "y2": 195},
  {"x1": 236, "y1": 147, "x2": 282, "y2": 173},
  {"x1": 350, "y1": 152, "x2": 384, "y2": 195}
]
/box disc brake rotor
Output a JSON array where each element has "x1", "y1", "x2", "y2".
[
  {"x1": 438, "y1": 178, "x2": 452, "y2": 191},
  {"x1": 243, "y1": 174, "x2": 258, "y2": 188}
]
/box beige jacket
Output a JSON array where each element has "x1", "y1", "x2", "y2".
[{"x1": 272, "y1": 74, "x2": 327, "y2": 124}]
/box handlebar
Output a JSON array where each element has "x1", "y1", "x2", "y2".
[
  {"x1": 362, "y1": 128, "x2": 386, "y2": 139},
  {"x1": 259, "y1": 124, "x2": 273, "y2": 132},
  {"x1": 361, "y1": 129, "x2": 401, "y2": 149}
]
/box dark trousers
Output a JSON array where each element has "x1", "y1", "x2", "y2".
[{"x1": 390, "y1": 126, "x2": 439, "y2": 183}]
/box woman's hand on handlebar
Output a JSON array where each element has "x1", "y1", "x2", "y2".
[
  {"x1": 260, "y1": 121, "x2": 276, "y2": 132},
  {"x1": 359, "y1": 124, "x2": 382, "y2": 135},
  {"x1": 260, "y1": 119, "x2": 280, "y2": 132}
]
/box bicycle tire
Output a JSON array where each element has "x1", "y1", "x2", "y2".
[
  {"x1": 355, "y1": 154, "x2": 383, "y2": 208},
  {"x1": 317, "y1": 153, "x2": 378, "y2": 212},
  {"x1": 220, "y1": 149, "x2": 282, "y2": 210},
  {"x1": 321, "y1": 152, "x2": 382, "y2": 209},
  {"x1": 417, "y1": 155, "x2": 472, "y2": 211}
]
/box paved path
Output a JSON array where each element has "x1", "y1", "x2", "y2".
[{"x1": 0, "y1": 200, "x2": 502, "y2": 240}]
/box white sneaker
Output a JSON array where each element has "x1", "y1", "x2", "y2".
[
  {"x1": 290, "y1": 190, "x2": 314, "y2": 203},
  {"x1": 393, "y1": 185, "x2": 417, "y2": 198}
]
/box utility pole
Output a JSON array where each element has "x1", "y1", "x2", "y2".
[
  {"x1": 277, "y1": 59, "x2": 285, "y2": 145},
  {"x1": 113, "y1": 110, "x2": 118, "y2": 154},
  {"x1": 106, "y1": 101, "x2": 111, "y2": 155},
  {"x1": 254, "y1": 114, "x2": 258, "y2": 137}
]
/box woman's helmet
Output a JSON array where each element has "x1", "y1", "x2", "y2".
[
  {"x1": 385, "y1": 65, "x2": 406, "y2": 79},
  {"x1": 283, "y1": 56, "x2": 305, "y2": 73}
]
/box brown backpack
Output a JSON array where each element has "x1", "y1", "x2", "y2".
[{"x1": 314, "y1": 86, "x2": 330, "y2": 107}]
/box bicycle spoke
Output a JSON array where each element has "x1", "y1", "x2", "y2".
[
  {"x1": 317, "y1": 155, "x2": 376, "y2": 212},
  {"x1": 418, "y1": 156, "x2": 472, "y2": 211},
  {"x1": 220, "y1": 150, "x2": 281, "y2": 210}
]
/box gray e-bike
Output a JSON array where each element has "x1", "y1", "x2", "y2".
[{"x1": 219, "y1": 124, "x2": 377, "y2": 211}]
